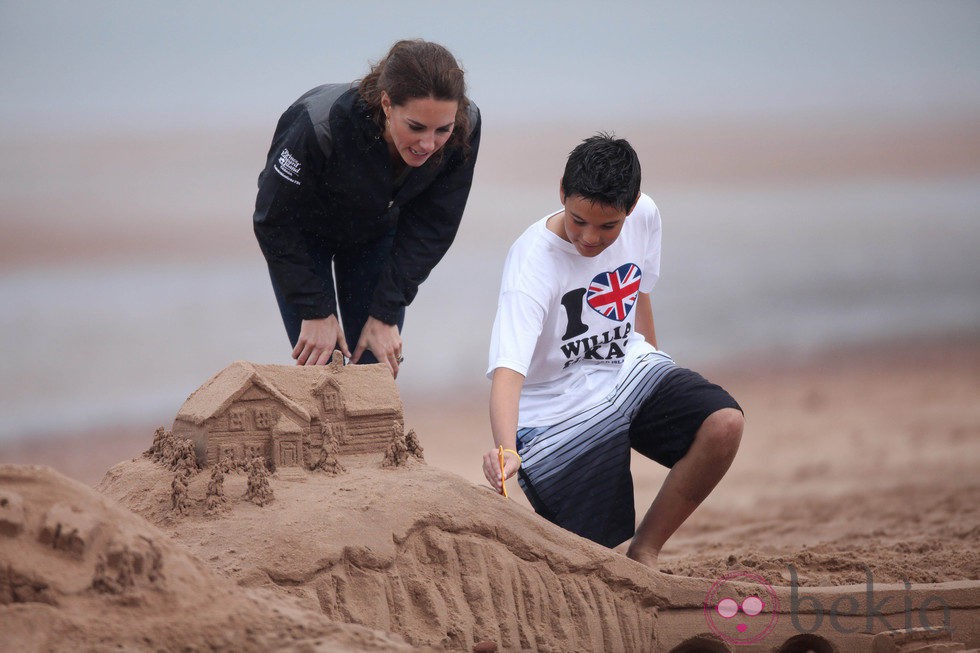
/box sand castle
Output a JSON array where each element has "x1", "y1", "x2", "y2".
[
  {"x1": 0, "y1": 465, "x2": 413, "y2": 651},
  {"x1": 171, "y1": 353, "x2": 404, "y2": 470},
  {"x1": 149, "y1": 358, "x2": 421, "y2": 518},
  {"x1": 5, "y1": 359, "x2": 979, "y2": 651}
]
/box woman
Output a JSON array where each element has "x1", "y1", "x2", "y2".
[{"x1": 253, "y1": 39, "x2": 480, "y2": 377}]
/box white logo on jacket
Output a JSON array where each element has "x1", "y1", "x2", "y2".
[{"x1": 274, "y1": 148, "x2": 301, "y2": 185}]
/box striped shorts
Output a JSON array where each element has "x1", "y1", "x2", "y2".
[{"x1": 516, "y1": 348, "x2": 739, "y2": 548}]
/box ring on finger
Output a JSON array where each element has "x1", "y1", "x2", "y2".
[{"x1": 396, "y1": 354, "x2": 405, "y2": 364}]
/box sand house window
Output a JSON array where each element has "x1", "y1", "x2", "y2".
[
  {"x1": 229, "y1": 409, "x2": 247, "y2": 431},
  {"x1": 321, "y1": 387, "x2": 340, "y2": 414},
  {"x1": 244, "y1": 443, "x2": 266, "y2": 461},
  {"x1": 219, "y1": 444, "x2": 239, "y2": 462},
  {"x1": 254, "y1": 408, "x2": 276, "y2": 430}
]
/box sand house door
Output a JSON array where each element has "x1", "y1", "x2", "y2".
[{"x1": 278, "y1": 441, "x2": 298, "y2": 467}]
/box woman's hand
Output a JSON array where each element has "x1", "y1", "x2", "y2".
[
  {"x1": 293, "y1": 315, "x2": 350, "y2": 365},
  {"x1": 351, "y1": 316, "x2": 403, "y2": 377},
  {"x1": 482, "y1": 448, "x2": 521, "y2": 494}
]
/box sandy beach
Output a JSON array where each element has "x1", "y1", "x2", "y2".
[
  {"x1": 3, "y1": 333, "x2": 978, "y2": 651},
  {"x1": 3, "y1": 5, "x2": 980, "y2": 649},
  {"x1": 7, "y1": 335, "x2": 979, "y2": 581},
  {"x1": 2, "y1": 104, "x2": 978, "y2": 653},
  {"x1": 413, "y1": 333, "x2": 980, "y2": 588}
]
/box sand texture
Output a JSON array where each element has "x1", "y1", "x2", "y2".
[
  {"x1": 0, "y1": 465, "x2": 416, "y2": 652},
  {"x1": 651, "y1": 339, "x2": 980, "y2": 588},
  {"x1": 3, "y1": 341, "x2": 980, "y2": 651},
  {"x1": 98, "y1": 452, "x2": 671, "y2": 651}
]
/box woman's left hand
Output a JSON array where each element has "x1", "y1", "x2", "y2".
[{"x1": 351, "y1": 316, "x2": 403, "y2": 377}]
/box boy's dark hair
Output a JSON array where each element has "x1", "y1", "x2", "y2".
[{"x1": 560, "y1": 133, "x2": 641, "y2": 213}]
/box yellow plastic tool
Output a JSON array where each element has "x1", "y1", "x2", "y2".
[{"x1": 497, "y1": 445, "x2": 508, "y2": 497}]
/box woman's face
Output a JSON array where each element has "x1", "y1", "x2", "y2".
[{"x1": 381, "y1": 93, "x2": 458, "y2": 167}]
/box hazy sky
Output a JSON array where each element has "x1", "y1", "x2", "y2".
[{"x1": 1, "y1": 1, "x2": 978, "y2": 135}]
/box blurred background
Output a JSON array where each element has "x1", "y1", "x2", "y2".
[{"x1": 1, "y1": 1, "x2": 978, "y2": 471}]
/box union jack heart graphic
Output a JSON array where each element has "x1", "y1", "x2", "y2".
[{"x1": 586, "y1": 263, "x2": 642, "y2": 321}]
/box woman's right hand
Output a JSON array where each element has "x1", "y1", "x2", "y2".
[{"x1": 293, "y1": 315, "x2": 350, "y2": 365}]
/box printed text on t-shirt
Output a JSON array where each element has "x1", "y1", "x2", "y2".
[{"x1": 559, "y1": 283, "x2": 634, "y2": 369}]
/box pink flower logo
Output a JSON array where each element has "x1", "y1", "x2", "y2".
[{"x1": 703, "y1": 571, "x2": 779, "y2": 645}]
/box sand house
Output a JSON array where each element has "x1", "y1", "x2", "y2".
[{"x1": 171, "y1": 354, "x2": 403, "y2": 469}]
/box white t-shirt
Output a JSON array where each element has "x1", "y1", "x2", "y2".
[{"x1": 488, "y1": 193, "x2": 663, "y2": 427}]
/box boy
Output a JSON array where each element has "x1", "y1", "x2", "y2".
[{"x1": 483, "y1": 134, "x2": 743, "y2": 567}]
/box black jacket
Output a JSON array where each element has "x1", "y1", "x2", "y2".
[{"x1": 253, "y1": 83, "x2": 481, "y2": 323}]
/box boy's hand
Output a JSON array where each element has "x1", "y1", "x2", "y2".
[{"x1": 482, "y1": 448, "x2": 521, "y2": 494}]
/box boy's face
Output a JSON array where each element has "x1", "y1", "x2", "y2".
[{"x1": 556, "y1": 191, "x2": 630, "y2": 257}]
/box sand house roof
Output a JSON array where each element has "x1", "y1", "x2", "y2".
[
  {"x1": 249, "y1": 360, "x2": 403, "y2": 417},
  {"x1": 175, "y1": 361, "x2": 311, "y2": 426},
  {"x1": 318, "y1": 363, "x2": 402, "y2": 416},
  {"x1": 175, "y1": 359, "x2": 402, "y2": 425}
]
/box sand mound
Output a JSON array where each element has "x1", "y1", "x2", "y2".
[
  {"x1": 99, "y1": 451, "x2": 672, "y2": 651},
  {"x1": 97, "y1": 434, "x2": 980, "y2": 652},
  {"x1": 7, "y1": 343, "x2": 980, "y2": 651},
  {"x1": 0, "y1": 464, "x2": 416, "y2": 652},
  {"x1": 4, "y1": 446, "x2": 977, "y2": 652}
]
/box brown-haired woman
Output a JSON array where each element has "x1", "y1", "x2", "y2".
[{"x1": 253, "y1": 39, "x2": 480, "y2": 376}]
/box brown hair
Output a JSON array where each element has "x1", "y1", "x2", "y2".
[{"x1": 358, "y1": 39, "x2": 471, "y2": 153}]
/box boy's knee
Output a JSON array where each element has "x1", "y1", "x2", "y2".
[{"x1": 697, "y1": 408, "x2": 743, "y2": 458}]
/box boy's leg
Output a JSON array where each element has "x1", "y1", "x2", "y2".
[
  {"x1": 628, "y1": 408, "x2": 742, "y2": 566},
  {"x1": 516, "y1": 353, "x2": 677, "y2": 548},
  {"x1": 626, "y1": 369, "x2": 743, "y2": 567}
]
